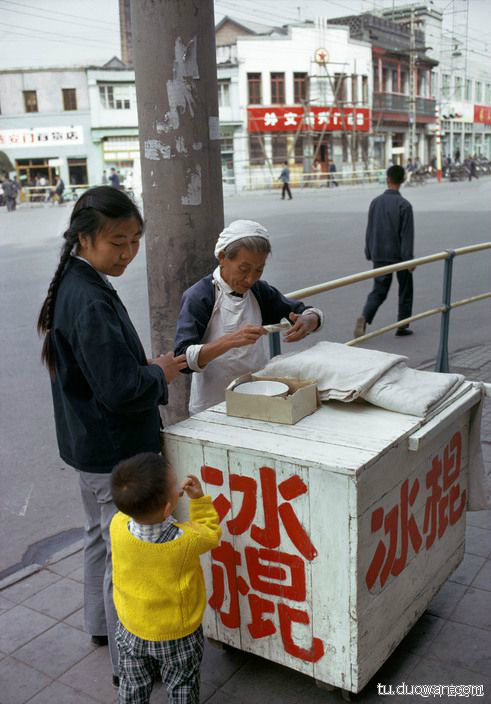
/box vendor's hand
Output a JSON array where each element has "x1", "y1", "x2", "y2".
[
  {"x1": 149, "y1": 352, "x2": 187, "y2": 383},
  {"x1": 226, "y1": 324, "x2": 267, "y2": 349},
  {"x1": 408, "y1": 266, "x2": 416, "y2": 272},
  {"x1": 181, "y1": 474, "x2": 204, "y2": 499},
  {"x1": 283, "y1": 312, "x2": 319, "y2": 343}
]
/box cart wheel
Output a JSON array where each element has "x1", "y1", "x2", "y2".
[
  {"x1": 314, "y1": 679, "x2": 337, "y2": 692},
  {"x1": 206, "y1": 637, "x2": 235, "y2": 653}
]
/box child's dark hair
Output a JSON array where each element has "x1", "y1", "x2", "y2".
[
  {"x1": 37, "y1": 186, "x2": 143, "y2": 377},
  {"x1": 111, "y1": 453, "x2": 171, "y2": 519},
  {"x1": 387, "y1": 164, "x2": 405, "y2": 185}
]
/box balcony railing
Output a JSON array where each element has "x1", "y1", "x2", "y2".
[{"x1": 373, "y1": 92, "x2": 436, "y2": 116}]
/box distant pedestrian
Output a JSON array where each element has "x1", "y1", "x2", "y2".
[
  {"x1": 468, "y1": 157, "x2": 478, "y2": 181},
  {"x1": 278, "y1": 161, "x2": 292, "y2": 200},
  {"x1": 327, "y1": 161, "x2": 338, "y2": 187},
  {"x1": 1, "y1": 176, "x2": 18, "y2": 211},
  {"x1": 53, "y1": 176, "x2": 65, "y2": 204},
  {"x1": 109, "y1": 168, "x2": 121, "y2": 190},
  {"x1": 36, "y1": 186, "x2": 186, "y2": 687},
  {"x1": 354, "y1": 164, "x2": 415, "y2": 338},
  {"x1": 110, "y1": 453, "x2": 221, "y2": 704},
  {"x1": 102, "y1": 170, "x2": 108, "y2": 185}
]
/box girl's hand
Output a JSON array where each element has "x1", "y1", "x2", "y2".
[
  {"x1": 181, "y1": 474, "x2": 204, "y2": 499},
  {"x1": 149, "y1": 352, "x2": 187, "y2": 383}
]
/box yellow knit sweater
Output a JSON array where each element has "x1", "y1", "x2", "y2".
[{"x1": 110, "y1": 496, "x2": 221, "y2": 641}]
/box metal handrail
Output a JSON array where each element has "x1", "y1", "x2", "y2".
[{"x1": 268, "y1": 242, "x2": 491, "y2": 373}]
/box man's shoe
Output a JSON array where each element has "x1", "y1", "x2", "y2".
[
  {"x1": 395, "y1": 327, "x2": 413, "y2": 336},
  {"x1": 112, "y1": 676, "x2": 120, "y2": 689},
  {"x1": 353, "y1": 316, "x2": 366, "y2": 338},
  {"x1": 91, "y1": 635, "x2": 108, "y2": 646}
]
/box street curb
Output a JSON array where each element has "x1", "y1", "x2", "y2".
[
  {"x1": 47, "y1": 539, "x2": 84, "y2": 565},
  {"x1": 0, "y1": 539, "x2": 84, "y2": 592},
  {"x1": 0, "y1": 563, "x2": 42, "y2": 591}
]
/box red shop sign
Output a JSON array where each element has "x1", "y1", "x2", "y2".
[
  {"x1": 474, "y1": 105, "x2": 491, "y2": 125},
  {"x1": 248, "y1": 106, "x2": 370, "y2": 133}
]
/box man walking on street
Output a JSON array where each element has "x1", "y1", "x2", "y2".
[
  {"x1": 354, "y1": 164, "x2": 415, "y2": 338},
  {"x1": 278, "y1": 162, "x2": 292, "y2": 200},
  {"x1": 1, "y1": 175, "x2": 18, "y2": 211}
]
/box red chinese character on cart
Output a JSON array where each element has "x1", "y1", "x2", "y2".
[
  {"x1": 201, "y1": 465, "x2": 324, "y2": 663},
  {"x1": 423, "y1": 431, "x2": 466, "y2": 549},
  {"x1": 365, "y1": 478, "x2": 422, "y2": 590}
]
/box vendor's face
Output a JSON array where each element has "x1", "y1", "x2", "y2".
[
  {"x1": 219, "y1": 247, "x2": 269, "y2": 294},
  {"x1": 78, "y1": 216, "x2": 142, "y2": 277}
]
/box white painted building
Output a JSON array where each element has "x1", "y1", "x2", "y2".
[
  {"x1": 382, "y1": 4, "x2": 491, "y2": 160},
  {"x1": 0, "y1": 66, "x2": 94, "y2": 188},
  {"x1": 217, "y1": 18, "x2": 373, "y2": 190},
  {"x1": 0, "y1": 58, "x2": 142, "y2": 194}
]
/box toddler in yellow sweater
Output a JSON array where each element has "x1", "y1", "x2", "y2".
[{"x1": 110, "y1": 452, "x2": 221, "y2": 704}]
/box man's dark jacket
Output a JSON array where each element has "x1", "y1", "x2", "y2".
[
  {"x1": 51, "y1": 258, "x2": 167, "y2": 473},
  {"x1": 174, "y1": 275, "x2": 312, "y2": 368},
  {"x1": 365, "y1": 189, "x2": 414, "y2": 263}
]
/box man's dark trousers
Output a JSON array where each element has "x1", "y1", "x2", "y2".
[
  {"x1": 281, "y1": 182, "x2": 292, "y2": 199},
  {"x1": 362, "y1": 261, "x2": 413, "y2": 325}
]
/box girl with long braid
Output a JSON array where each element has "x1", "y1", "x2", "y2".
[{"x1": 37, "y1": 186, "x2": 186, "y2": 687}]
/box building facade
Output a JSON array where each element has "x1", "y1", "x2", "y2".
[
  {"x1": 217, "y1": 17, "x2": 373, "y2": 190},
  {"x1": 381, "y1": 4, "x2": 491, "y2": 160},
  {"x1": 0, "y1": 67, "x2": 94, "y2": 189},
  {"x1": 0, "y1": 59, "x2": 141, "y2": 194},
  {"x1": 329, "y1": 13, "x2": 437, "y2": 167}
]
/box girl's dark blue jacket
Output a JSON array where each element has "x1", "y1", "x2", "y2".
[{"x1": 50, "y1": 258, "x2": 167, "y2": 473}]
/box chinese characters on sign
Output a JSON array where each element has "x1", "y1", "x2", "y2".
[
  {"x1": 248, "y1": 106, "x2": 370, "y2": 133},
  {"x1": 0, "y1": 126, "x2": 84, "y2": 149},
  {"x1": 365, "y1": 432, "x2": 466, "y2": 591},
  {"x1": 201, "y1": 464, "x2": 324, "y2": 663},
  {"x1": 474, "y1": 105, "x2": 491, "y2": 125}
]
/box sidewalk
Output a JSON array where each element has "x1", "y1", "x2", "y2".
[{"x1": 1, "y1": 344, "x2": 490, "y2": 704}]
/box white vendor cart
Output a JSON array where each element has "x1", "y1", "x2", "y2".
[{"x1": 164, "y1": 381, "x2": 482, "y2": 694}]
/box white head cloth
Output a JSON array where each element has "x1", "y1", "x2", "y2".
[{"x1": 214, "y1": 219, "x2": 270, "y2": 259}]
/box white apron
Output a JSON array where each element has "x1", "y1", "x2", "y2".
[{"x1": 189, "y1": 278, "x2": 269, "y2": 416}]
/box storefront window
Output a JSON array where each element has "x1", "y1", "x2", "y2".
[
  {"x1": 62, "y1": 89, "x2": 77, "y2": 111},
  {"x1": 247, "y1": 74, "x2": 262, "y2": 105},
  {"x1": 249, "y1": 135, "x2": 265, "y2": 165},
  {"x1": 68, "y1": 158, "x2": 88, "y2": 186},
  {"x1": 294, "y1": 135, "x2": 304, "y2": 164},
  {"x1": 218, "y1": 80, "x2": 230, "y2": 108},
  {"x1": 16, "y1": 158, "x2": 56, "y2": 188},
  {"x1": 454, "y1": 76, "x2": 462, "y2": 100},
  {"x1": 464, "y1": 80, "x2": 472, "y2": 102},
  {"x1": 23, "y1": 90, "x2": 38, "y2": 113},
  {"x1": 442, "y1": 74, "x2": 450, "y2": 99},
  {"x1": 99, "y1": 85, "x2": 132, "y2": 110},
  {"x1": 476, "y1": 82, "x2": 482, "y2": 102},
  {"x1": 271, "y1": 134, "x2": 287, "y2": 163},
  {"x1": 271, "y1": 73, "x2": 285, "y2": 105},
  {"x1": 294, "y1": 73, "x2": 308, "y2": 104}
]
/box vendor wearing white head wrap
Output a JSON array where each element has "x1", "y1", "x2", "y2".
[
  {"x1": 214, "y1": 220, "x2": 270, "y2": 259},
  {"x1": 174, "y1": 219, "x2": 324, "y2": 416}
]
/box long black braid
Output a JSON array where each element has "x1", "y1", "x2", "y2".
[{"x1": 37, "y1": 186, "x2": 143, "y2": 378}]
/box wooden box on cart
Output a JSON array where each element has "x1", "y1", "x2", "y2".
[{"x1": 164, "y1": 383, "x2": 481, "y2": 693}]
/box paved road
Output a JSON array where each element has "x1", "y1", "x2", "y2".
[{"x1": 1, "y1": 178, "x2": 490, "y2": 574}]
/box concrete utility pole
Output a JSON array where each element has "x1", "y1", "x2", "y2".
[
  {"x1": 130, "y1": 0, "x2": 224, "y2": 424},
  {"x1": 408, "y1": 6, "x2": 417, "y2": 162}
]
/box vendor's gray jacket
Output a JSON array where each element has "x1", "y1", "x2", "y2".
[{"x1": 364, "y1": 189, "x2": 414, "y2": 263}]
